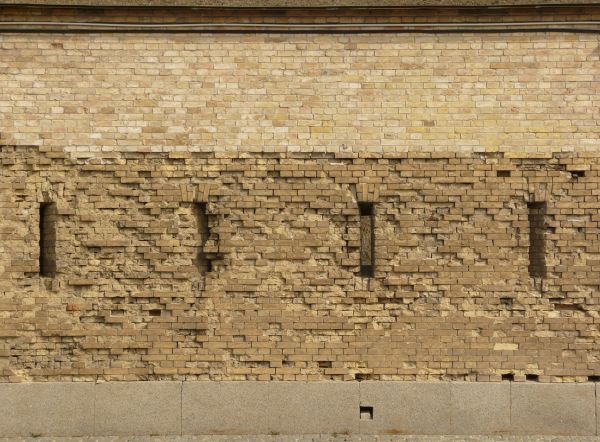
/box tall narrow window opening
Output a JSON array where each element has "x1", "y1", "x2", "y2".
[
  {"x1": 194, "y1": 202, "x2": 212, "y2": 273},
  {"x1": 359, "y1": 202, "x2": 375, "y2": 278},
  {"x1": 527, "y1": 202, "x2": 546, "y2": 280},
  {"x1": 39, "y1": 202, "x2": 57, "y2": 277}
]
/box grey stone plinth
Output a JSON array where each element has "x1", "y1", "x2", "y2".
[
  {"x1": 266, "y1": 382, "x2": 359, "y2": 434},
  {"x1": 0, "y1": 382, "x2": 94, "y2": 437},
  {"x1": 511, "y1": 383, "x2": 595, "y2": 435},
  {"x1": 359, "y1": 382, "x2": 452, "y2": 435},
  {"x1": 182, "y1": 381, "x2": 271, "y2": 435},
  {"x1": 182, "y1": 381, "x2": 358, "y2": 435},
  {"x1": 94, "y1": 381, "x2": 181, "y2": 436},
  {"x1": 450, "y1": 382, "x2": 510, "y2": 435}
]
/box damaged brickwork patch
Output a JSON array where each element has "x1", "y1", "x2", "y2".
[{"x1": 1, "y1": 147, "x2": 600, "y2": 382}]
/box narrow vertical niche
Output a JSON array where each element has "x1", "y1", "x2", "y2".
[
  {"x1": 527, "y1": 201, "x2": 547, "y2": 280},
  {"x1": 359, "y1": 202, "x2": 375, "y2": 278},
  {"x1": 193, "y1": 202, "x2": 212, "y2": 273},
  {"x1": 39, "y1": 202, "x2": 57, "y2": 277}
]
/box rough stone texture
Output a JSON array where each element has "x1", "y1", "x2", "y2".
[
  {"x1": 0, "y1": 381, "x2": 599, "y2": 436},
  {"x1": 95, "y1": 382, "x2": 182, "y2": 436},
  {"x1": 182, "y1": 382, "x2": 358, "y2": 434},
  {"x1": 0, "y1": 382, "x2": 95, "y2": 437},
  {"x1": 359, "y1": 382, "x2": 452, "y2": 434},
  {"x1": 511, "y1": 383, "x2": 596, "y2": 435},
  {"x1": 450, "y1": 382, "x2": 511, "y2": 435}
]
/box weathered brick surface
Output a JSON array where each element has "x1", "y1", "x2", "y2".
[{"x1": 0, "y1": 30, "x2": 599, "y2": 382}]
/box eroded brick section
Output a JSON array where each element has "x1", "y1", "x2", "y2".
[{"x1": 1, "y1": 148, "x2": 600, "y2": 382}]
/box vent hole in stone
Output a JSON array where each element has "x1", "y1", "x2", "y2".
[
  {"x1": 571, "y1": 170, "x2": 585, "y2": 179},
  {"x1": 318, "y1": 361, "x2": 332, "y2": 369},
  {"x1": 497, "y1": 170, "x2": 511, "y2": 178},
  {"x1": 149, "y1": 309, "x2": 161, "y2": 317},
  {"x1": 588, "y1": 376, "x2": 600, "y2": 382},
  {"x1": 360, "y1": 405, "x2": 373, "y2": 420},
  {"x1": 526, "y1": 374, "x2": 539, "y2": 382},
  {"x1": 502, "y1": 373, "x2": 514, "y2": 382}
]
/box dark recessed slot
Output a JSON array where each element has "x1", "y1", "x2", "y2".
[
  {"x1": 318, "y1": 361, "x2": 332, "y2": 369},
  {"x1": 358, "y1": 202, "x2": 375, "y2": 278},
  {"x1": 527, "y1": 202, "x2": 547, "y2": 280},
  {"x1": 149, "y1": 309, "x2": 161, "y2": 317},
  {"x1": 502, "y1": 373, "x2": 514, "y2": 382},
  {"x1": 355, "y1": 373, "x2": 372, "y2": 382},
  {"x1": 526, "y1": 374, "x2": 539, "y2": 382},
  {"x1": 571, "y1": 170, "x2": 585, "y2": 179},
  {"x1": 193, "y1": 202, "x2": 212, "y2": 273},
  {"x1": 39, "y1": 202, "x2": 57, "y2": 277},
  {"x1": 359, "y1": 405, "x2": 374, "y2": 420},
  {"x1": 588, "y1": 376, "x2": 600, "y2": 382},
  {"x1": 497, "y1": 170, "x2": 511, "y2": 177},
  {"x1": 500, "y1": 297, "x2": 513, "y2": 307},
  {"x1": 554, "y1": 303, "x2": 583, "y2": 312}
]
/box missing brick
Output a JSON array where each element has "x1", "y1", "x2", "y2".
[
  {"x1": 553, "y1": 303, "x2": 583, "y2": 312},
  {"x1": 588, "y1": 376, "x2": 600, "y2": 382},
  {"x1": 149, "y1": 309, "x2": 161, "y2": 317},
  {"x1": 502, "y1": 373, "x2": 514, "y2": 382},
  {"x1": 571, "y1": 170, "x2": 585, "y2": 179},
  {"x1": 497, "y1": 170, "x2": 511, "y2": 178},
  {"x1": 526, "y1": 374, "x2": 539, "y2": 382},
  {"x1": 354, "y1": 373, "x2": 372, "y2": 382},
  {"x1": 360, "y1": 405, "x2": 374, "y2": 420},
  {"x1": 500, "y1": 297, "x2": 513, "y2": 307},
  {"x1": 318, "y1": 361, "x2": 332, "y2": 369}
]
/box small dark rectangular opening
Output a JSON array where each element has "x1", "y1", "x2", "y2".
[
  {"x1": 527, "y1": 202, "x2": 547, "y2": 280},
  {"x1": 149, "y1": 309, "x2": 161, "y2": 317},
  {"x1": 500, "y1": 297, "x2": 513, "y2": 307},
  {"x1": 39, "y1": 202, "x2": 57, "y2": 277},
  {"x1": 355, "y1": 373, "x2": 372, "y2": 382},
  {"x1": 501, "y1": 373, "x2": 514, "y2": 382},
  {"x1": 588, "y1": 376, "x2": 600, "y2": 382},
  {"x1": 526, "y1": 374, "x2": 539, "y2": 382},
  {"x1": 318, "y1": 361, "x2": 332, "y2": 369},
  {"x1": 360, "y1": 405, "x2": 374, "y2": 420},
  {"x1": 194, "y1": 202, "x2": 212, "y2": 273},
  {"x1": 497, "y1": 170, "x2": 511, "y2": 178},
  {"x1": 571, "y1": 170, "x2": 585, "y2": 179},
  {"x1": 358, "y1": 202, "x2": 375, "y2": 278}
]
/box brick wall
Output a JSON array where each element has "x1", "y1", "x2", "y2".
[{"x1": 0, "y1": 30, "x2": 599, "y2": 382}]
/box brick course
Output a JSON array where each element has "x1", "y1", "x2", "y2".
[{"x1": 0, "y1": 29, "x2": 599, "y2": 382}]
